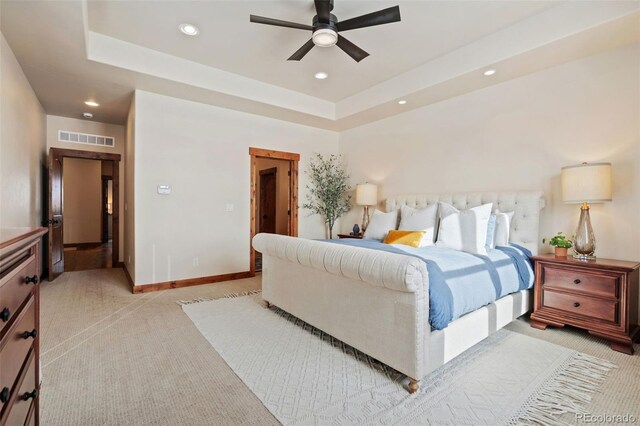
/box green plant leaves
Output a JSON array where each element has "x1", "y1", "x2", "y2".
[
  {"x1": 301, "y1": 153, "x2": 352, "y2": 238},
  {"x1": 544, "y1": 231, "x2": 573, "y2": 249}
]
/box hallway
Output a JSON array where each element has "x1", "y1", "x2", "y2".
[{"x1": 63, "y1": 241, "x2": 112, "y2": 272}]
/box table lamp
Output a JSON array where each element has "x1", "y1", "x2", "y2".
[
  {"x1": 561, "y1": 162, "x2": 612, "y2": 259},
  {"x1": 356, "y1": 183, "x2": 378, "y2": 232}
]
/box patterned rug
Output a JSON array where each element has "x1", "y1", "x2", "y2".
[{"x1": 181, "y1": 294, "x2": 616, "y2": 426}]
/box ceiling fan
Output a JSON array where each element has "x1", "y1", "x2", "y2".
[{"x1": 250, "y1": 0, "x2": 401, "y2": 62}]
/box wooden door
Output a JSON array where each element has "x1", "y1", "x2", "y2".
[
  {"x1": 48, "y1": 150, "x2": 64, "y2": 280},
  {"x1": 259, "y1": 168, "x2": 277, "y2": 234}
]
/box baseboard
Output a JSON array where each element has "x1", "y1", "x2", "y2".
[
  {"x1": 63, "y1": 242, "x2": 103, "y2": 249},
  {"x1": 126, "y1": 270, "x2": 255, "y2": 294},
  {"x1": 122, "y1": 264, "x2": 135, "y2": 293}
]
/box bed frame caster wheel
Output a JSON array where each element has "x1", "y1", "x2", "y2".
[{"x1": 407, "y1": 377, "x2": 420, "y2": 394}]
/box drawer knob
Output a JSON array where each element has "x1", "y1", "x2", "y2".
[
  {"x1": 573, "y1": 302, "x2": 581, "y2": 308},
  {"x1": 0, "y1": 308, "x2": 9, "y2": 322},
  {"x1": 24, "y1": 275, "x2": 38, "y2": 285},
  {"x1": 22, "y1": 329, "x2": 37, "y2": 339},
  {"x1": 573, "y1": 279, "x2": 581, "y2": 284},
  {"x1": 22, "y1": 389, "x2": 38, "y2": 401},
  {"x1": 0, "y1": 387, "x2": 9, "y2": 403}
]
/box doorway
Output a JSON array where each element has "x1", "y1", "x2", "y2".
[
  {"x1": 259, "y1": 167, "x2": 278, "y2": 234},
  {"x1": 48, "y1": 148, "x2": 121, "y2": 280},
  {"x1": 249, "y1": 148, "x2": 299, "y2": 274}
]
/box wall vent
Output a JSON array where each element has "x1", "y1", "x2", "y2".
[{"x1": 58, "y1": 130, "x2": 115, "y2": 148}]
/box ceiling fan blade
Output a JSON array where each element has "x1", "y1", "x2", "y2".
[
  {"x1": 288, "y1": 39, "x2": 315, "y2": 61},
  {"x1": 250, "y1": 15, "x2": 313, "y2": 31},
  {"x1": 314, "y1": 0, "x2": 331, "y2": 23},
  {"x1": 336, "y1": 5, "x2": 401, "y2": 32},
  {"x1": 336, "y1": 35, "x2": 369, "y2": 62}
]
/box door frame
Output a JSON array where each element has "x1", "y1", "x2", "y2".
[
  {"x1": 249, "y1": 147, "x2": 299, "y2": 275},
  {"x1": 48, "y1": 148, "x2": 121, "y2": 280}
]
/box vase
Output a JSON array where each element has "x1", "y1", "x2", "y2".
[{"x1": 554, "y1": 247, "x2": 568, "y2": 258}]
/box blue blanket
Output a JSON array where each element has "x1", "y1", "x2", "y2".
[{"x1": 327, "y1": 239, "x2": 534, "y2": 330}]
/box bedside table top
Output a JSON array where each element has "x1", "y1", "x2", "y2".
[
  {"x1": 532, "y1": 254, "x2": 640, "y2": 271},
  {"x1": 337, "y1": 234, "x2": 363, "y2": 239}
]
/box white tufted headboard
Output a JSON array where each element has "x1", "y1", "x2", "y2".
[{"x1": 385, "y1": 191, "x2": 546, "y2": 255}]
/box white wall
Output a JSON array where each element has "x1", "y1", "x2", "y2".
[
  {"x1": 124, "y1": 94, "x2": 136, "y2": 279},
  {"x1": 0, "y1": 34, "x2": 46, "y2": 229},
  {"x1": 46, "y1": 115, "x2": 125, "y2": 260},
  {"x1": 62, "y1": 157, "x2": 101, "y2": 244},
  {"x1": 132, "y1": 90, "x2": 338, "y2": 285},
  {"x1": 339, "y1": 44, "x2": 640, "y2": 264}
]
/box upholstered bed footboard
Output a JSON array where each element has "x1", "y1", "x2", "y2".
[{"x1": 252, "y1": 233, "x2": 430, "y2": 385}]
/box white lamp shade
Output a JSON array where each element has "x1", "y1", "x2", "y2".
[
  {"x1": 561, "y1": 162, "x2": 612, "y2": 203},
  {"x1": 356, "y1": 183, "x2": 378, "y2": 206}
]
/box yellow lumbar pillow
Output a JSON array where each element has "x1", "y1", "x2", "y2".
[{"x1": 383, "y1": 230, "x2": 427, "y2": 248}]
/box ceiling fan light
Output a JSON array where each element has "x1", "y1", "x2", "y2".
[{"x1": 312, "y1": 28, "x2": 338, "y2": 47}]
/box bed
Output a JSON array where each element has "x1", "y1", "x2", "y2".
[{"x1": 252, "y1": 191, "x2": 545, "y2": 393}]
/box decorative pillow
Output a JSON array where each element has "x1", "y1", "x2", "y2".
[
  {"x1": 485, "y1": 214, "x2": 497, "y2": 249},
  {"x1": 398, "y1": 204, "x2": 438, "y2": 247},
  {"x1": 436, "y1": 202, "x2": 493, "y2": 255},
  {"x1": 383, "y1": 230, "x2": 427, "y2": 248},
  {"x1": 363, "y1": 209, "x2": 398, "y2": 241},
  {"x1": 493, "y1": 211, "x2": 515, "y2": 247}
]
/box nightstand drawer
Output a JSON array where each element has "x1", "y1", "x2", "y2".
[
  {"x1": 542, "y1": 266, "x2": 619, "y2": 299},
  {"x1": 542, "y1": 290, "x2": 618, "y2": 323}
]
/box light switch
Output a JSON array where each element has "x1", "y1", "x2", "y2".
[
  {"x1": 157, "y1": 185, "x2": 171, "y2": 195},
  {"x1": 225, "y1": 204, "x2": 234, "y2": 212}
]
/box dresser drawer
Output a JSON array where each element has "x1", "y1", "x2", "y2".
[
  {"x1": 542, "y1": 265, "x2": 618, "y2": 299},
  {"x1": 3, "y1": 352, "x2": 36, "y2": 426},
  {"x1": 0, "y1": 296, "x2": 36, "y2": 403},
  {"x1": 0, "y1": 255, "x2": 37, "y2": 334},
  {"x1": 25, "y1": 400, "x2": 36, "y2": 426},
  {"x1": 543, "y1": 290, "x2": 618, "y2": 323}
]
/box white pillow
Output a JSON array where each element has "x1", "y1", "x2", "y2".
[
  {"x1": 493, "y1": 211, "x2": 515, "y2": 247},
  {"x1": 398, "y1": 204, "x2": 438, "y2": 247},
  {"x1": 436, "y1": 202, "x2": 493, "y2": 255},
  {"x1": 364, "y1": 210, "x2": 398, "y2": 241}
]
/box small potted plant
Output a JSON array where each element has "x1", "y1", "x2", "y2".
[{"x1": 543, "y1": 232, "x2": 573, "y2": 257}]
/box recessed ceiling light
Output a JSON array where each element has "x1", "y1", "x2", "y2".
[
  {"x1": 398, "y1": 100, "x2": 407, "y2": 105},
  {"x1": 84, "y1": 100, "x2": 99, "y2": 107},
  {"x1": 314, "y1": 72, "x2": 328, "y2": 80},
  {"x1": 483, "y1": 69, "x2": 496, "y2": 76},
  {"x1": 179, "y1": 23, "x2": 199, "y2": 36},
  {"x1": 82, "y1": 112, "x2": 93, "y2": 119}
]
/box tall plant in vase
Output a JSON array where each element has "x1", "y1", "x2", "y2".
[{"x1": 302, "y1": 153, "x2": 352, "y2": 239}]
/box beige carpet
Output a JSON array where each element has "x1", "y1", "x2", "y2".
[
  {"x1": 40, "y1": 269, "x2": 639, "y2": 425},
  {"x1": 183, "y1": 295, "x2": 616, "y2": 425}
]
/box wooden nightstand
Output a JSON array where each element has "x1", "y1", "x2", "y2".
[
  {"x1": 337, "y1": 234, "x2": 363, "y2": 239},
  {"x1": 530, "y1": 254, "x2": 640, "y2": 354}
]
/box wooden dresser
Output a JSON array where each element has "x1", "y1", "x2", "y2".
[
  {"x1": 530, "y1": 254, "x2": 640, "y2": 354},
  {"x1": 0, "y1": 228, "x2": 47, "y2": 426}
]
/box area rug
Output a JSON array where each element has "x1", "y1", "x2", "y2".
[{"x1": 181, "y1": 294, "x2": 616, "y2": 426}]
